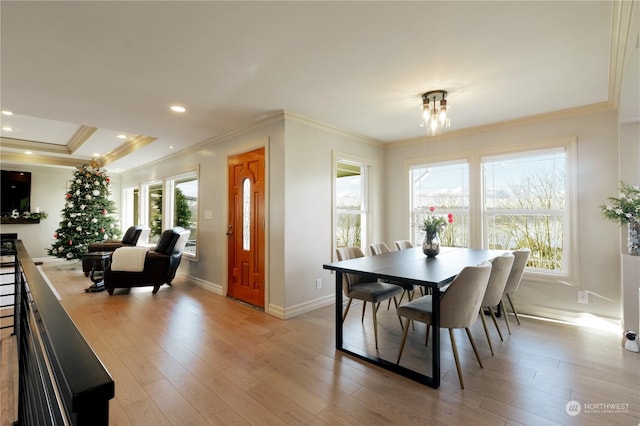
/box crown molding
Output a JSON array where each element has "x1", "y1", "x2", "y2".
[
  {"x1": 283, "y1": 111, "x2": 384, "y2": 147},
  {"x1": 190, "y1": 110, "x2": 382, "y2": 151},
  {"x1": 0, "y1": 151, "x2": 86, "y2": 168},
  {"x1": 391, "y1": 102, "x2": 615, "y2": 147},
  {"x1": 101, "y1": 135, "x2": 156, "y2": 167},
  {"x1": 67, "y1": 125, "x2": 98, "y2": 154},
  {"x1": 1, "y1": 137, "x2": 71, "y2": 154},
  {"x1": 110, "y1": 112, "x2": 287, "y2": 173},
  {"x1": 609, "y1": 0, "x2": 637, "y2": 108}
]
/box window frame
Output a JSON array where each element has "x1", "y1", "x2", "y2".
[
  {"x1": 120, "y1": 185, "x2": 139, "y2": 231},
  {"x1": 405, "y1": 137, "x2": 577, "y2": 285},
  {"x1": 140, "y1": 179, "x2": 164, "y2": 244},
  {"x1": 166, "y1": 168, "x2": 199, "y2": 260},
  {"x1": 480, "y1": 139, "x2": 577, "y2": 282},
  {"x1": 333, "y1": 152, "x2": 371, "y2": 258}
]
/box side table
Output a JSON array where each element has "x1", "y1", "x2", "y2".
[{"x1": 81, "y1": 251, "x2": 112, "y2": 293}]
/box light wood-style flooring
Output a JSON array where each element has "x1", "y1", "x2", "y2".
[{"x1": 2, "y1": 261, "x2": 639, "y2": 425}]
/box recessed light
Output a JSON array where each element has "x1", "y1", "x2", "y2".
[
  {"x1": 2, "y1": 126, "x2": 15, "y2": 131},
  {"x1": 170, "y1": 105, "x2": 186, "y2": 113},
  {"x1": 117, "y1": 134, "x2": 128, "y2": 139},
  {"x1": 1, "y1": 110, "x2": 14, "y2": 116},
  {"x1": 93, "y1": 153, "x2": 101, "y2": 157},
  {"x1": 25, "y1": 151, "x2": 33, "y2": 155},
  {"x1": 169, "y1": 145, "x2": 174, "y2": 149}
]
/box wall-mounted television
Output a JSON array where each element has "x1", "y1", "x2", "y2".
[{"x1": 1, "y1": 170, "x2": 31, "y2": 215}]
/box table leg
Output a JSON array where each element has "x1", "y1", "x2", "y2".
[
  {"x1": 335, "y1": 271, "x2": 343, "y2": 350},
  {"x1": 431, "y1": 284, "x2": 441, "y2": 388},
  {"x1": 335, "y1": 276, "x2": 440, "y2": 388}
]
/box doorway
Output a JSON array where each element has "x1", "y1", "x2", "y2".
[{"x1": 227, "y1": 147, "x2": 265, "y2": 308}]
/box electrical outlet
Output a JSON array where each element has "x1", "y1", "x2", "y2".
[
  {"x1": 578, "y1": 290, "x2": 589, "y2": 304},
  {"x1": 316, "y1": 278, "x2": 322, "y2": 290}
]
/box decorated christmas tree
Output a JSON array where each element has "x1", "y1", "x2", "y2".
[{"x1": 48, "y1": 161, "x2": 121, "y2": 260}]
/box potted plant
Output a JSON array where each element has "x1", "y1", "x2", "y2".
[
  {"x1": 600, "y1": 181, "x2": 640, "y2": 255},
  {"x1": 419, "y1": 206, "x2": 453, "y2": 257}
]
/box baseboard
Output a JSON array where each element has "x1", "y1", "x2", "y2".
[
  {"x1": 519, "y1": 305, "x2": 621, "y2": 331},
  {"x1": 183, "y1": 274, "x2": 223, "y2": 295},
  {"x1": 272, "y1": 294, "x2": 336, "y2": 319}
]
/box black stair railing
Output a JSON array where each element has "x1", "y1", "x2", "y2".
[{"x1": 13, "y1": 240, "x2": 114, "y2": 425}]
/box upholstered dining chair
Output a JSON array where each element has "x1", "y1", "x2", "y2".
[
  {"x1": 479, "y1": 253, "x2": 514, "y2": 355},
  {"x1": 394, "y1": 240, "x2": 414, "y2": 250},
  {"x1": 501, "y1": 248, "x2": 531, "y2": 332},
  {"x1": 336, "y1": 247, "x2": 404, "y2": 350},
  {"x1": 396, "y1": 262, "x2": 492, "y2": 389},
  {"x1": 369, "y1": 242, "x2": 421, "y2": 304},
  {"x1": 392, "y1": 240, "x2": 425, "y2": 297}
]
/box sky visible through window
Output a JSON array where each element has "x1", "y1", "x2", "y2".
[
  {"x1": 336, "y1": 175, "x2": 361, "y2": 207},
  {"x1": 336, "y1": 151, "x2": 564, "y2": 209}
]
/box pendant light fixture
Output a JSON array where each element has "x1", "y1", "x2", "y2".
[{"x1": 421, "y1": 90, "x2": 451, "y2": 136}]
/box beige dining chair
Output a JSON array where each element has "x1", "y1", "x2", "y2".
[
  {"x1": 369, "y1": 242, "x2": 420, "y2": 304},
  {"x1": 336, "y1": 247, "x2": 404, "y2": 350},
  {"x1": 394, "y1": 240, "x2": 413, "y2": 250},
  {"x1": 393, "y1": 240, "x2": 425, "y2": 297},
  {"x1": 479, "y1": 253, "x2": 514, "y2": 355},
  {"x1": 502, "y1": 248, "x2": 531, "y2": 332},
  {"x1": 396, "y1": 262, "x2": 492, "y2": 389}
]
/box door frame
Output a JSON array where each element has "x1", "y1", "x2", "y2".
[{"x1": 224, "y1": 139, "x2": 269, "y2": 312}]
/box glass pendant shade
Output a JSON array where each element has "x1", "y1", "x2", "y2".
[{"x1": 421, "y1": 90, "x2": 451, "y2": 136}]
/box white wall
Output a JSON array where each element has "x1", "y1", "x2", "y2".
[
  {"x1": 282, "y1": 116, "x2": 384, "y2": 316},
  {"x1": 4, "y1": 110, "x2": 632, "y2": 323},
  {"x1": 118, "y1": 117, "x2": 285, "y2": 309},
  {"x1": 384, "y1": 109, "x2": 623, "y2": 322},
  {"x1": 116, "y1": 113, "x2": 385, "y2": 318},
  {"x1": 0, "y1": 163, "x2": 123, "y2": 259}
]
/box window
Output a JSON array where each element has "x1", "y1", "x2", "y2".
[
  {"x1": 166, "y1": 171, "x2": 198, "y2": 257},
  {"x1": 242, "y1": 178, "x2": 250, "y2": 251},
  {"x1": 120, "y1": 186, "x2": 139, "y2": 230},
  {"x1": 482, "y1": 147, "x2": 568, "y2": 273},
  {"x1": 335, "y1": 159, "x2": 368, "y2": 250},
  {"x1": 140, "y1": 181, "x2": 163, "y2": 244},
  {"x1": 407, "y1": 138, "x2": 575, "y2": 279},
  {"x1": 410, "y1": 160, "x2": 469, "y2": 247}
]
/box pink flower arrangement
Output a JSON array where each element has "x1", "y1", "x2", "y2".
[{"x1": 419, "y1": 206, "x2": 453, "y2": 240}]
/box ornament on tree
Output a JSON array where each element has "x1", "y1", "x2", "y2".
[{"x1": 47, "y1": 161, "x2": 121, "y2": 260}]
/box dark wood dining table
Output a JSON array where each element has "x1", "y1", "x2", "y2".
[{"x1": 323, "y1": 246, "x2": 503, "y2": 388}]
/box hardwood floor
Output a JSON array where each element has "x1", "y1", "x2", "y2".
[{"x1": 2, "y1": 261, "x2": 639, "y2": 425}]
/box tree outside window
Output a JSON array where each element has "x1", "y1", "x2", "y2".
[
  {"x1": 410, "y1": 161, "x2": 469, "y2": 247},
  {"x1": 336, "y1": 159, "x2": 367, "y2": 249},
  {"x1": 483, "y1": 148, "x2": 567, "y2": 272},
  {"x1": 148, "y1": 183, "x2": 163, "y2": 243},
  {"x1": 173, "y1": 176, "x2": 197, "y2": 255}
]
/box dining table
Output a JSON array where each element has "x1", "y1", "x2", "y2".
[{"x1": 323, "y1": 246, "x2": 503, "y2": 388}]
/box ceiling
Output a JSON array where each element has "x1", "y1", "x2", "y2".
[{"x1": 1, "y1": 1, "x2": 638, "y2": 173}]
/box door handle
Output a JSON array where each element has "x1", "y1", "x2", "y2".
[{"x1": 226, "y1": 224, "x2": 233, "y2": 237}]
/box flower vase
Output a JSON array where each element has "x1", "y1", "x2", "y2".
[
  {"x1": 422, "y1": 233, "x2": 440, "y2": 257},
  {"x1": 629, "y1": 221, "x2": 640, "y2": 256}
]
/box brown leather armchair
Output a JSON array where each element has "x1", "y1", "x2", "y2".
[
  {"x1": 82, "y1": 225, "x2": 149, "y2": 276},
  {"x1": 103, "y1": 227, "x2": 190, "y2": 295}
]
